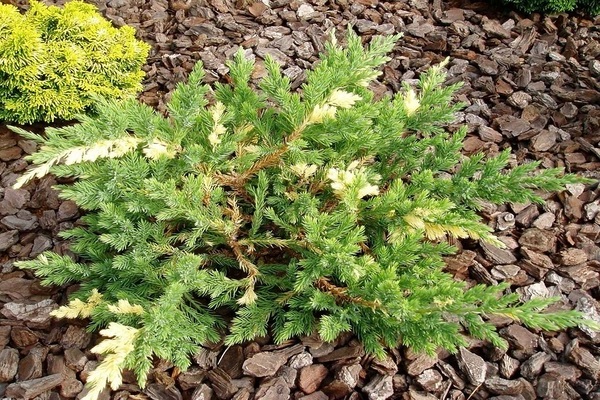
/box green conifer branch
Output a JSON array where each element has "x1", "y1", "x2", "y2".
[{"x1": 12, "y1": 30, "x2": 597, "y2": 399}]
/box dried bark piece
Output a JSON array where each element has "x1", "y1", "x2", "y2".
[
  {"x1": 415, "y1": 369, "x2": 444, "y2": 392},
  {"x1": 515, "y1": 205, "x2": 539, "y2": 227},
  {"x1": 461, "y1": 136, "x2": 484, "y2": 154},
  {"x1": 456, "y1": 348, "x2": 486, "y2": 385},
  {"x1": 576, "y1": 137, "x2": 600, "y2": 160},
  {"x1": 496, "y1": 212, "x2": 515, "y2": 231},
  {"x1": 0, "y1": 347, "x2": 19, "y2": 382},
  {"x1": 247, "y1": 2, "x2": 267, "y2": 17},
  {"x1": 64, "y1": 347, "x2": 87, "y2": 372},
  {"x1": 298, "y1": 364, "x2": 328, "y2": 394},
  {"x1": 559, "y1": 264, "x2": 599, "y2": 290},
  {"x1": 0, "y1": 146, "x2": 22, "y2": 161},
  {"x1": 1, "y1": 211, "x2": 38, "y2": 231},
  {"x1": 191, "y1": 384, "x2": 213, "y2": 400},
  {"x1": 565, "y1": 339, "x2": 600, "y2": 379},
  {"x1": 437, "y1": 360, "x2": 465, "y2": 390},
  {"x1": 575, "y1": 294, "x2": 600, "y2": 342},
  {"x1": 475, "y1": 56, "x2": 499, "y2": 75},
  {"x1": 144, "y1": 382, "x2": 183, "y2": 400},
  {"x1": 336, "y1": 364, "x2": 362, "y2": 390},
  {"x1": 218, "y1": 345, "x2": 244, "y2": 379},
  {"x1": 1, "y1": 299, "x2": 58, "y2": 326},
  {"x1": 491, "y1": 264, "x2": 521, "y2": 281},
  {"x1": 47, "y1": 353, "x2": 84, "y2": 398},
  {"x1": 273, "y1": 343, "x2": 304, "y2": 359},
  {"x1": 544, "y1": 361, "x2": 582, "y2": 381},
  {"x1": 495, "y1": 77, "x2": 514, "y2": 95},
  {"x1": 228, "y1": 388, "x2": 250, "y2": 400},
  {"x1": 559, "y1": 248, "x2": 588, "y2": 266},
  {"x1": 10, "y1": 325, "x2": 39, "y2": 347},
  {"x1": 61, "y1": 325, "x2": 92, "y2": 349},
  {"x1": 322, "y1": 380, "x2": 352, "y2": 400},
  {"x1": 520, "y1": 247, "x2": 553, "y2": 279},
  {"x1": 444, "y1": 250, "x2": 476, "y2": 276},
  {"x1": 515, "y1": 67, "x2": 533, "y2": 88},
  {"x1": 0, "y1": 230, "x2": 19, "y2": 252},
  {"x1": 479, "y1": 126, "x2": 503, "y2": 143},
  {"x1": 508, "y1": 92, "x2": 532, "y2": 109},
  {"x1": 500, "y1": 325, "x2": 538, "y2": 357},
  {"x1": 0, "y1": 132, "x2": 17, "y2": 150},
  {"x1": 242, "y1": 352, "x2": 287, "y2": 377},
  {"x1": 371, "y1": 354, "x2": 398, "y2": 376},
  {"x1": 497, "y1": 116, "x2": 530, "y2": 138},
  {"x1": 207, "y1": 367, "x2": 237, "y2": 399},
  {"x1": 561, "y1": 194, "x2": 585, "y2": 220},
  {"x1": 30, "y1": 235, "x2": 52, "y2": 258},
  {"x1": 485, "y1": 376, "x2": 523, "y2": 395},
  {"x1": 300, "y1": 332, "x2": 325, "y2": 350},
  {"x1": 5, "y1": 373, "x2": 63, "y2": 399},
  {"x1": 316, "y1": 344, "x2": 364, "y2": 363},
  {"x1": 470, "y1": 261, "x2": 498, "y2": 285},
  {"x1": 60, "y1": 378, "x2": 84, "y2": 398},
  {"x1": 17, "y1": 346, "x2": 46, "y2": 381},
  {"x1": 255, "y1": 47, "x2": 292, "y2": 67},
  {"x1": 516, "y1": 281, "x2": 552, "y2": 301},
  {"x1": 482, "y1": 17, "x2": 512, "y2": 39},
  {"x1": 289, "y1": 352, "x2": 313, "y2": 369},
  {"x1": 407, "y1": 389, "x2": 438, "y2": 400},
  {"x1": 520, "y1": 352, "x2": 552, "y2": 379},
  {"x1": 177, "y1": 366, "x2": 206, "y2": 391},
  {"x1": 536, "y1": 372, "x2": 565, "y2": 398},
  {"x1": 255, "y1": 377, "x2": 289, "y2": 400},
  {"x1": 518, "y1": 228, "x2": 556, "y2": 253},
  {"x1": 499, "y1": 354, "x2": 520, "y2": 379},
  {"x1": 194, "y1": 347, "x2": 219, "y2": 369},
  {"x1": 439, "y1": 8, "x2": 464, "y2": 24},
  {"x1": 362, "y1": 375, "x2": 393, "y2": 400},
  {"x1": 0, "y1": 188, "x2": 29, "y2": 216},
  {"x1": 407, "y1": 21, "x2": 435, "y2": 39},
  {"x1": 404, "y1": 352, "x2": 438, "y2": 376},
  {"x1": 481, "y1": 241, "x2": 517, "y2": 264},
  {"x1": 297, "y1": 391, "x2": 328, "y2": 400},
  {"x1": 530, "y1": 130, "x2": 557, "y2": 152},
  {"x1": 559, "y1": 102, "x2": 578, "y2": 120},
  {"x1": 297, "y1": 4, "x2": 316, "y2": 20}
]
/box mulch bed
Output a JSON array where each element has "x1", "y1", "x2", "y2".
[{"x1": 1, "y1": 0, "x2": 600, "y2": 399}]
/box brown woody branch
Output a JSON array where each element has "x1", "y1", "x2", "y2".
[
  {"x1": 314, "y1": 278, "x2": 380, "y2": 309},
  {"x1": 216, "y1": 121, "x2": 307, "y2": 189}
]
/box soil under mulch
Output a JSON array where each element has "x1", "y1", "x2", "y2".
[{"x1": 1, "y1": 0, "x2": 600, "y2": 399}]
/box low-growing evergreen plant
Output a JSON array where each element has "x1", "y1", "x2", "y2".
[
  {"x1": 0, "y1": 0, "x2": 149, "y2": 124},
  {"x1": 13, "y1": 31, "x2": 596, "y2": 399},
  {"x1": 499, "y1": 0, "x2": 600, "y2": 14},
  {"x1": 578, "y1": 0, "x2": 600, "y2": 13}
]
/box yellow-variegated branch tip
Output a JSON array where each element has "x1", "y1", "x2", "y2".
[
  {"x1": 81, "y1": 323, "x2": 139, "y2": 400},
  {"x1": 51, "y1": 289, "x2": 103, "y2": 319}
]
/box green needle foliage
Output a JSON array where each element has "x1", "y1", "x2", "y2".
[
  {"x1": 13, "y1": 31, "x2": 595, "y2": 399},
  {"x1": 0, "y1": 0, "x2": 149, "y2": 124},
  {"x1": 499, "y1": 0, "x2": 600, "y2": 14}
]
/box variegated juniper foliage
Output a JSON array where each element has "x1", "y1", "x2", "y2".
[
  {"x1": 0, "y1": 0, "x2": 149, "y2": 124},
  {"x1": 14, "y1": 31, "x2": 593, "y2": 398}
]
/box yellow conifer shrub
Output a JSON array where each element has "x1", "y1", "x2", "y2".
[{"x1": 0, "y1": 0, "x2": 149, "y2": 124}]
